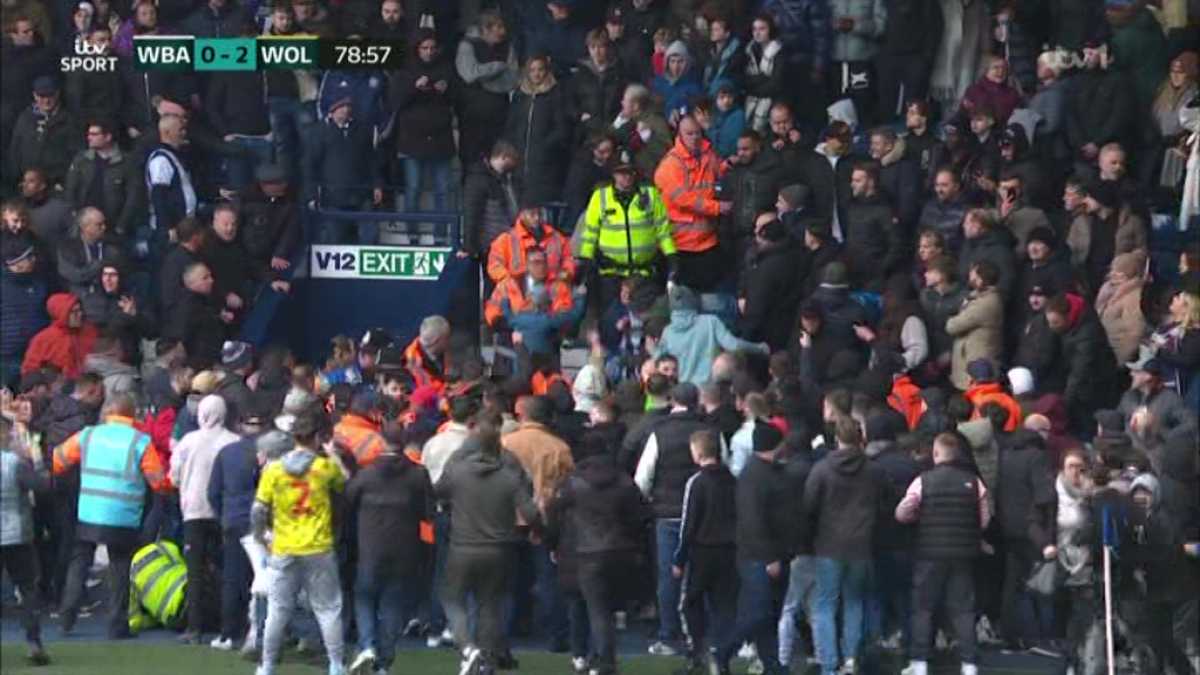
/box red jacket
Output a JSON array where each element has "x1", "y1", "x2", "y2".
[{"x1": 21, "y1": 293, "x2": 98, "y2": 379}]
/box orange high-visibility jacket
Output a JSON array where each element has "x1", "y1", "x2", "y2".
[
  {"x1": 965, "y1": 382, "x2": 1023, "y2": 432},
  {"x1": 486, "y1": 222, "x2": 576, "y2": 285},
  {"x1": 404, "y1": 338, "x2": 446, "y2": 392},
  {"x1": 483, "y1": 277, "x2": 576, "y2": 327},
  {"x1": 333, "y1": 413, "x2": 387, "y2": 468},
  {"x1": 653, "y1": 136, "x2": 723, "y2": 253}
]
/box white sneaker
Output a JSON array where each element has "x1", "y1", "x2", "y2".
[
  {"x1": 647, "y1": 641, "x2": 677, "y2": 656},
  {"x1": 960, "y1": 664, "x2": 978, "y2": 675},
  {"x1": 614, "y1": 611, "x2": 627, "y2": 631},
  {"x1": 210, "y1": 636, "x2": 234, "y2": 650},
  {"x1": 458, "y1": 646, "x2": 481, "y2": 675},
  {"x1": 349, "y1": 648, "x2": 376, "y2": 675},
  {"x1": 900, "y1": 661, "x2": 928, "y2": 675},
  {"x1": 839, "y1": 657, "x2": 858, "y2": 674},
  {"x1": 571, "y1": 656, "x2": 588, "y2": 673},
  {"x1": 738, "y1": 642, "x2": 757, "y2": 660},
  {"x1": 255, "y1": 667, "x2": 273, "y2": 675}
]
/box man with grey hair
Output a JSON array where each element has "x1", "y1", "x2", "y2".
[
  {"x1": 404, "y1": 315, "x2": 450, "y2": 389},
  {"x1": 163, "y1": 262, "x2": 230, "y2": 368},
  {"x1": 58, "y1": 207, "x2": 120, "y2": 297},
  {"x1": 612, "y1": 83, "x2": 671, "y2": 176}
]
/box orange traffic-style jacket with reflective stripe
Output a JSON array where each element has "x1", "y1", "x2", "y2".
[
  {"x1": 404, "y1": 338, "x2": 446, "y2": 392},
  {"x1": 486, "y1": 222, "x2": 576, "y2": 285},
  {"x1": 653, "y1": 136, "x2": 723, "y2": 253},
  {"x1": 483, "y1": 277, "x2": 576, "y2": 327},
  {"x1": 333, "y1": 414, "x2": 386, "y2": 468},
  {"x1": 965, "y1": 383, "x2": 1023, "y2": 432},
  {"x1": 888, "y1": 375, "x2": 927, "y2": 430},
  {"x1": 531, "y1": 371, "x2": 569, "y2": 396}
]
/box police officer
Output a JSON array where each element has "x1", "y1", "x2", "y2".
[
  {"x1": 52, "y1": 394, "x2": 171, "y2": 638},
  {"x1": 578, "y1": 159, "x2": 677, "y2": 310}
]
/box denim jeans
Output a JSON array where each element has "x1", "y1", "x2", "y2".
[
  {"x1": 812, "y1": 557, "x2": 870, "y2": 673},
  {"x1": 654, "y1": 519, "x2": 684, "y2": 643},
  {"x1": 402, "y1": 157, "x2": 452, "y2": 213},
  {"x1": 532, "y1": 543, "x2": 568, "y2": 647},
  {"x1": 354, "y1": 566, "x2": 406, "y2": 669},
  {"x1": 779, "y1": 555, "x2": 818, "y2": 666},
  {"x1": 866, "y1": 549, "x2": 912, "y2": 648},
  {"x1": 224, "y1": 135, "x2": 274, "y2": 191},
  {"x1": 718, "y1": 559, "x2": 788, "y2": 673},
  {"x1": 268, "y1": 97, "x2": 315, "y2": 178},
  {"x1": 428, "y1": 509, "x2": 450, "y2": 632}
]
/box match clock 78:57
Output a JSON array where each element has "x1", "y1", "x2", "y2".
[{"x1": 319, "y1": 40, "x2": 403, "y2": 69}]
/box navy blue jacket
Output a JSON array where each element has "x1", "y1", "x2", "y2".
[
  {"x1": 0, "y1": 270, "x2": 48, "y2": 360},
  {"x1": 206, "y1": 435, "x2": 260, "y2": 535}
]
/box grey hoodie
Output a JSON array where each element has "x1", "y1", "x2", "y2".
[{"x1": 435, "y1": 437, "x2": 538, "y2": 547}]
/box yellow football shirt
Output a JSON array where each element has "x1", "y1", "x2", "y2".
[{"x1": 255, "y1": 455, "x2": 345, "y2": 556}]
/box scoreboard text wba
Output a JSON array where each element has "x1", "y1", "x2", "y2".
[{"x1": 132, "y1": 36, "x2": 402, "y2": 71}]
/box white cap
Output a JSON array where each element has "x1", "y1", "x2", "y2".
[{"x1": 1007, "y1": 367, "x2": 1034, "y2": 397}]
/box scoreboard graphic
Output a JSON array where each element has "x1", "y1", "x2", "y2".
[{"x1": 132, "y1": 36, "x2": 404, "y2": 71}]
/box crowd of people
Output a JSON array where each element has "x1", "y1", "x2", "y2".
[{"x1": 2, "y1": 0, "x2": 1200, "y2": 675}]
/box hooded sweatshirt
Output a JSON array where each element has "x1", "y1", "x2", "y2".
[
  {"x1": 801, "y1": 446, "x2": 892, "y2": 560},
  {"x1": 346, "y1": 452, "x2": 433, "y2": 574},
  {"x1": 20, "y1": 293, "x2": 99, "y2": 378},
  {"x1": 170, "y1": 395, "x2": 241, "y2": 521},
  {"x1": 652, "y1": 41, "x2": 702, "y2": 117},
  {"x1": 655, "y1": 286, "x2": 768, "y2": 385},
  {"x1": 434, "y1": 438, "x2": 540, "y2": 547}
]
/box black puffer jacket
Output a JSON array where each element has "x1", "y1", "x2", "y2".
[
  {"x1": 390, "y1": 55, "x2": 457, "y2": 160},
  {"x1": 994, "y1": 429, "x2": 1055, "y2": 542},
  {"x1": 569, "y1": 59, "x2": 629, "y2": 140},
  {"x1": 740, "y1": 241, "x2": 804, "y2": 350},
  {"x1": 347, "y1": 452, "x2": 433, "y2": 574},
  {"x1": 504, "y1": 79, "x2": 570, "y2": 204},
  {"x1": 843, "y1": 191, "x2": 900, "y2": 289},
  {"x1": 958, "y1": 227, "x2": 1017, "y2": 298},
  {"x1": 206, "y1": 71, "x2": 270, "y2": 137},
  {"x1": 724, "y1": 151, "x2": 783, "y2": 239},
  {"x1": 239, "y1": 186, "x2": 303, "y2": 264},
  {"x1": 461, "y1": 159, "x2": 520, "y2": 257},
  {"x1": 1057, "y1": 294, "x2": 1118, "y2": 416},
  {"x1": 547, "y1": 455, "x2": 651, "y2": 557},
  {"x1": 1065, "y1": 67, "x2": 1135, "y2": 155},
  {"x1": 32, "y1": 393, "x2": 98, "y2": 451}
]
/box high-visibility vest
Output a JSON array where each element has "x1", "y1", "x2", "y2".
[
  {"x1": 404, "y1": 338, "x2": 446, "y2": 392},
  {"x1": 965, "y1": 383, "x2": 1023, "y2": 432},
  {"x1": 487, "y1": 224, "x2": 574, "y2": 283},
  {"x1": 129, "y1": 540, "x2": 187, "y2": 631},
  {"x1": 887, "y1": 375, "x2": 927, "y2": 430},
  {"x1": 76, "y1": 424, "x2": 152, "y2": 530},
  {"x1": 333, "y1": 414, "x2": 386, "y2": 468},
  {"x1": 579, "y1": 185, "x2": 676, "y2": 276},
  {"x1": 531, "y1": 371, "x2": 569, "y2": 396}
]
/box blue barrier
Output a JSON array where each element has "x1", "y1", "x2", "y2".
[{"x1": 239, "y1": 207, "x2": 480, "y2": 361}]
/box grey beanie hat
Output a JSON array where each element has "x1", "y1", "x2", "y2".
[{"x1": 256, "y1": 430, "x2": 294, "y2": 460}]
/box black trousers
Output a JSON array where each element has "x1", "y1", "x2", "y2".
[
  {"x1": 219, "y1": 528, "x2": 252, "y2": 641},
  {"x1": 674, "y1": 247, "x2": 726, "y2": 293},
  {"x1": 61, "y1": 538, "x2": 135, "y2": 637},
  {"x1": 443, "y1": 544, "x2": 516, "y2": 664},
  {"x1": 183, "y1": 519, "x2": 222, "y2": 633},
  {"x1": 1, "y1": 543, "x2": 44, "y2": 643},
  {"x1": 577, "y1": 552, "x2": 641, "y2": 674},
  {"x1": 680, "y1": 545, "x2": 739, "y2": 658},
  {"x1": 911, "y1": 558, "x2": 977, "y2": 663}
]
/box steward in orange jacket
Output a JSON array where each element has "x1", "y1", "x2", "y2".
[
  {"x1": 483, "y1": 248, "x2": 576, "y2": 327},
  {"x1": 404, "y1": 316, "x2": 450, "y2": 392},
  {"x1": 653, "y1": 120, "x2": 725, "y2": 254},
  {"x1": 486, "y1": 206, "x2": 576, "y2": 285},
  {"x1": 965, "y1": 381, "x2": 1023, "y2": 432},
  {"x1": 334, "y1": 409, "x2": 387, "y2": 469}
]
